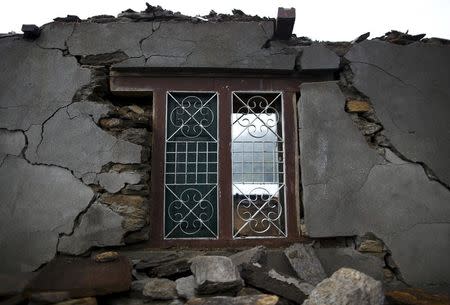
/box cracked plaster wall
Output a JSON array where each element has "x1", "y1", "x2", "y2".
[
  {"x1": 299, "y1": 81, "x2": 450, "y2": 289},
  {"x1": 0, "y1": 12, "x2": 449, "y2": 291}
]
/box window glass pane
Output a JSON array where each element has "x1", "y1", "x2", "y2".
[
  {"x1": 164, "y1": 92, "x2": 218, "y2": 239},
  {"x1": 231, "y1": 92, "x2": 286, "y2": 239}
]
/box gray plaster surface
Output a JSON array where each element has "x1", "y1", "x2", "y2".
[
  {"x1": 0, "y1": 130, "x2": 25, "y2": 162},
  {"x1": 97, "y1": 171, "x2": 141, "y2": 193},
  {"x1": 67, "y1": 22, "x2": 155, "y2": 57},
  {"x1": 299, "y1": 43, "x2": 340, "y2": 70},
  {"x1": 315, "y1": 247, "x2": 384, "y2": 281},
  {"x1": 0, "y1": 37, "x2": 90, "y2": 130},
  {"x1": 386, "y1": 223, "x2": 450, "y2": 286},
  {"x1": 299, "y1": 81, "x2": 450, "y2": 287},
  {"x1": 346, "y1": 40, "x2": 450, "y2": 185},
  {"x1": 58, "y1": 203, "x2": 125, "y2": 255},
  {"x1": 25, "y1": 105, "x2": 141, "y2": 177},
  {"x1": 36, "y1": 22, "x2": 75, "y2": 50},
  {"x1": 114, "y1": 21, "x2": 297, "y2": 70},
  {"x1": 67, "y1": 102, "x2": 112, "y2": 123},
  {"x1": 0, "y1": 156, "x2": 94, "y2": 272}
]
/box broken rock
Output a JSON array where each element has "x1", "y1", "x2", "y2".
[
  {"x1": 229, "y1": 246, "x2": 266, "y2": 268},
  {"x1": 190, "y1": 256, "x2": 243, "y2": 295},
  {"x1": 142, "y1": 278, "x2": 178, "y2": 300},
  {"x1": 240, "y1": 263, "x2": 310, "y2": 304},
  {"x1": 186, "y1": 294, "x2": 279, "y2": 305},
  {"x1": 94, "y1": 251, "x2": 120, "y2": 263},
  {"x1": 303, "y1": 268, "x2": 384, "y2": 305},
  {"x1": 175, "y1": 275, "x2": 197, "y2": 300},
  {"x1": 53, "y1": 297, "x2": 97, "y2": 305},
  {"x1": 150, "y1": 256, "x2": 193, "y2": 279},
  {"x1": 284, "y1": 243, "x2": 327, "y2": 285}
]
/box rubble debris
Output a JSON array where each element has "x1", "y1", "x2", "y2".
[
  {"x1": 53, "y1": 297, "x2": 97, "y2": 305},
  {"x1": 190, "y1": 256, "x2": 243, "y2": 295},
  {"x1": 53, "y1": 15, "x2": 81, "y2": 22},
  {"x1": 87, "y1": 15, "x2": 117, "y2": 23},
  {"x1": 352, "y1": 32, "x2": 370, "y2": 44},
  {"x1": 376, "y1": 30, "x2": 426, "y2": 45},
  {"x1": 345, "y1": 100, "x2": 373, "y2": 113},
  {"x1": 142, "y1": 278, "x2": 178, "y2": 300},
  {"x1": 21, "y1": 24, "x2": 40, "y2": 40},
  {"x1": 94, "y1": 252, "x2": 120, "y2": 263},
  {"x1": 356, "y1": 235, "x2": 384, "y2": 253},
  {"x1": 134, "y1": 252, "x2": 179, "y2": 270},
  {"x1": 149, "y1": 256, "x2": 195, "y2": 279},
  {"x1": 240, "y1": 263, "x2": 310, "y2": 303},
  {"x1": 229, "y1": 246, "x2": 266, "y2": 269},
  {"x1": 421, "y1": 37, "x2": 450, "y2": 45},
  {"x1": 175, "y1": 275, "x2": 197, "y2": 300},
  {"x1": 303, "y1": 268, "x2": 384, "y2": 305},
  {"x1": 186, "y1": 294, "x2": 279, "y2": 305},
  {"x1": 385, "y1": 288, "x2": 450, "y2": 305},
  {"x1": 284, "y1": 243, "x2": 327, "y2": 286}
]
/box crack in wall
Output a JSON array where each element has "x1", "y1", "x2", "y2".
[
  {"x1": 340, "y1": 60, "x2": 450, "y2": 192},
  {"x1": 55, "y1": 194, "x2": 98, "y2": 255}
]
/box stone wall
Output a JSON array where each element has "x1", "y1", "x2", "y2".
[{"x1": 0, "y1": 5, "x2": 449, "y2": 292}]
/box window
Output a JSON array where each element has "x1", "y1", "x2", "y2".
[
  {"x1": 231, "y1": 92, "x2": 286, "y2": 238},
  {"x1": 143, "y1": 77, "x2": 300, "y2": 247},
  {"x1": 164, "y1": 92, "x2": 218, "y2": 239}
]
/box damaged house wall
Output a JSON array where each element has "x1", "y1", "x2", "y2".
[{"x1": 0, "y1": 5, "x2": 449, "y2": 292}]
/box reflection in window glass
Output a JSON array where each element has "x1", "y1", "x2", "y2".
[{"x1": 231, "y1": 92, "x2": 286, "y2": 238}]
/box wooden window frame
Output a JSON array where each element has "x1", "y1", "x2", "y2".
[{"x1": 110, "y1": 74, "x2": 306, "y2": 247}]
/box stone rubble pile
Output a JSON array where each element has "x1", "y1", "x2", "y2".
[{"x1": 0, "y1": 244, "x2": 398, "y2": 305}]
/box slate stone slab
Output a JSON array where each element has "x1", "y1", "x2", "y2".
[
  {"x1": 186, "y1": 294, "x2": 279, "y2": 305},
  {"x1": 190, "y1": 256, "x2": 243, "y2": 295},
  {"x1": 142, "y1": 278, "x2": 177, "y2": 300},
  {"x1": 229, "y1": 246, "x2": 265, "y2": 269},
  {"x1": 240, "y1": 263, "x2": 310, "y2": 304},
  {"x1": 134, "y1": 253, "x2": 179, "y2": 270},
  {"x1": 27, "y1": 256, "x2": 131, "y2": 298},
  {"x1": 150, "y1": 256, "x2": 194, "y2": 279},
  {"x1": 261, "y1": 249, "x2": 298, "y2": 278},
  {"x1": 284, "y1": 243, "x2": 326, "y2": 285},
  {"x1": 303, "y1": 268, "x2": 384, "y2": 305}
]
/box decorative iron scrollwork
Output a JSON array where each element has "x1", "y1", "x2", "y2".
[{"x1": 165, "y1": 92, "x2": 218, "y2": 239}]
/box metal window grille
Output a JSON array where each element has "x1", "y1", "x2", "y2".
[
  {"x1": 164, "y1": 92, "x2": 218, "y2": 239},
  {"x1": 231, "y1": 92, "x2": 287, "y2": 238}
]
